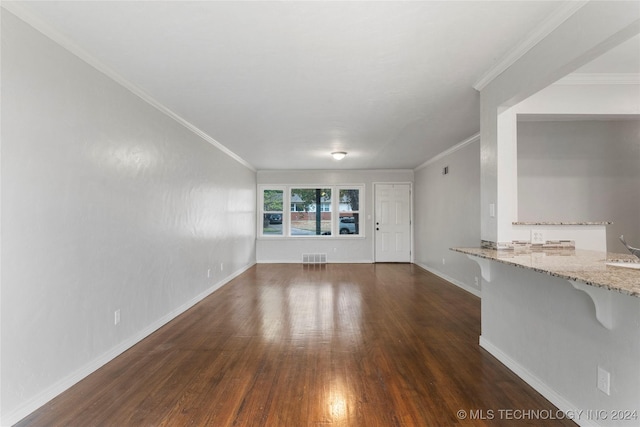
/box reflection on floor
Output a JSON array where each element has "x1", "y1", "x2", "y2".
[{"x1": 17, "y1": 263, "x2": 575, "y2": 426}]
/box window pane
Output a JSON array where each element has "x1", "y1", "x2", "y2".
[
  {"x1": 339, "y1": 189, "x2": 360, "y2": 235},
  {"x1": 290, "y1": 188, "x2": 332, "y2": 236},
  {"x1": 339, "y1": 189, "x2": 360, "y2": 212},
  {"x1": 262, "y1": 189, "x2": 283, "y2": 236},
  {"x1": 263, "y1": 189, "x2": 283, "y2": 211}
]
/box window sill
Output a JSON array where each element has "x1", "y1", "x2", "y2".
[{"x1": 257, "y1": 235, "x2": 366, "y2": 240}]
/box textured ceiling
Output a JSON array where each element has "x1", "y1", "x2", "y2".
[{"x1": 14, "y1": 1, "x2": 581, "y2": 170}]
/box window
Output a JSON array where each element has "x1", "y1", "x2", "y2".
[
  {"x1": 259, "y1": 185, "x2": 364, "y2": 238},
  {"x1": 290, "y1": 188, "x2": 331, "y2": 236},
  {"x1": 262, "y1": 189, "x2": 284, "y2": 236},
  {"x1": 338, "y1": 188, "x2": 361, "y2": 235}
]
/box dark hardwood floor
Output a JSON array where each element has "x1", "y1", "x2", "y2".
[{"x1": 17, "y1": 263, "x2": 575, "y2": 426}]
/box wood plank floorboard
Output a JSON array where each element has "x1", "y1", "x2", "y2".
[{"x1": 16, "y1": 264, "x2": 576, "y2": 426}]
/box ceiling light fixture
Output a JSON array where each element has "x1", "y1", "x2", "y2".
[{"x1": 331, "y1": 151, "x2": 347, "y2": 160}]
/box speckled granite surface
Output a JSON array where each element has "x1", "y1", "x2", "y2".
[
  {"x1": 512, "y1": 221, "x2": 612, "y2": 225},
  {"x1": 451, "y1": 247, "x2": 640, "y2": 297}
]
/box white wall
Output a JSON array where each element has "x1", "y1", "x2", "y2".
[
  {"x1": 414, "y1": 138, "x2": 481, "y2": 296},
  {"x1": 476, "y1": 3, "x2": 640, "y2": 424},
  {"x1": 481, "y1": 263, "x2": 640, "y2": 427},
  {"x1": 256, "y1": 169, "x2": 413, "y2": 263},
  {"x1": 1, "y1": 11, "x2": 256, "y2": 424},
  {"x1": 518, "y1": 120, "x2": 640, "y2": 253},
  {"x1": 516, "y1": 83, "x2": 640, "y2": 116},
  {"x1": 480, "y1": 1, "x2": 640, "y2": 245}
]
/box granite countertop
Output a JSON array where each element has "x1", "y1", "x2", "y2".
[
  {"x1": 451, "y1": 247, "x2": 640, "y2": 297},
  {"x1": 512, "y1": 221, "x2": 612, "y2": 226}
]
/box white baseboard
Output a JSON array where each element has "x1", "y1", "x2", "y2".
[
  {"x1": 2, "y1": 262, "x2": 255, "y2": 427},
  {"x1": 414, "y1": 262, "x2": 481, "y2": 298},
  {"x1": 256, "y1": 259, "x2": 373, "y2": 264},
  {"x1": 479, "y1": 336, "x2": 603, "y2": 427}
]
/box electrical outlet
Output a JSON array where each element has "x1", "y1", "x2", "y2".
[
  {"x1": 442, "y1": 258, "x2": 446, "y2": 265},
  {"x1": 220, "y1": 262, "x2": 224, "y2": 272},
  {"x1": 207, "y1": 268, "x2": 211, "y2": 278},
  {"x1": 597, "y1": 366, "x2": 610, "y2": 395},
  {"x1": 474, "y1": 276, "x2": 479, "y2": 287},
  {"x1": 531, "y1": 230, "x2": 545, "y2": 245},
  {"x1": 489, "y1": 203, "x2": 496, "y2": 218},
  {"x1": 114, "y1": 309, "x2": 121, "y2": 326}
]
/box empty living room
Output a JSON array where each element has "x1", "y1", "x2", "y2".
[{"x1": 2, "y1": 1, "x2": 639, "y2": 426}]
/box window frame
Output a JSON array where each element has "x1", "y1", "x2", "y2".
[
  {"x1": 258, "y1": 184, "x2": 365, "y2": 239},
  {"x1": 289, "y1": 187, "x2": 333, "y2": 237},
  {"x1": 259, "y1": 186, "x2": 286, "y2": 237},
  {"x1": 337, "y1": 187, "x2": 363, "y2": 237}
]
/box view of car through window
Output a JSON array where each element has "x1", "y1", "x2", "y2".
[
  {"x1": 261, "y1": 187, "x2": 361, "y2": 237},
  {"x1": 264, "y1": 214, "x2": 282, "y2": 224},
  {"x1": 339, "y1": 216, "x2": 357, "y2": 234}
]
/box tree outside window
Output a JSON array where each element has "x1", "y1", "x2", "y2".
[
  {"x1": 262, "y1": 189, "x2": 283, "y2": 235},
  {"x1": 259, "y1": 185, "x2": 363, "y2": 238},
  {"x1": 339, "y1": 189, "x2": 360, "y2": 235},
  {"x1": 290, "y1": 188, "x2": 331, "y2": 235}
]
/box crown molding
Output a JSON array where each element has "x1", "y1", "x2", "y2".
[
  {"x1": 1, "y1": 2, "x2": 256, "y2": 172},
  {"x1": 415, "y1": 132, "x2": 480, "y2": 171},
  {"x1": 553, "y1": 73, "x2": 640, "y2": 85},
  {"x1": 256, "y1": 168, "x2": 414, "y2": 174},
  {"x1": 473, "y1": 0, "x2": 589, "y2": 91}
]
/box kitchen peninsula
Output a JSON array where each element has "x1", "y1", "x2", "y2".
[
  {"x1": 452, "y1": 247, "x2": 640, "y2": 297},
  {"x1": 452, "y1": 245, "x2": 640, "y2": 426}
]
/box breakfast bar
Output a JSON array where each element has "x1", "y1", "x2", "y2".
[
  {"x1": 451, "y1": 247, "x2": 640, "y2": 297},
  {"x1": 451, "y1": 246, "x2": 640, "y2": 426}
]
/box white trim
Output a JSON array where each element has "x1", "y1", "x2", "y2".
[
  {"x1": 410, "y1": 185, "x2": 415, "y2": 264},
  {"x1": 414, "y1": 263, "x2": 481, "y2": 298},
  {"x1": 1, "y1": 262, "x2": 255, "y2": 427},
  {"x1": 414, "y1": 133, "x2": 480, "y2": 171},
  {"x1": 257, "y1": 169, "x2": 414, "y2": 174},
  {"x1": 256, "y1": 259, "x2": 373, "y2": 264},
  {"x1": 553, "y1": 73, "x2": 640, "y2": 85},
  {"x1": 473, "y1": 1, "x2": 589, "y2": 91},
  {"x1": 257, "y1": 184, "x2": 365, "y2": 239},
  {"x1": 372, "y1": 182, "x2": 413, "y2": 263},
  {"x1": 257, "y1": 236, "x2": 367, "y2": 241},
  {"x1": 479, "y1": 337, "x2": 603, "y2": 427},
  {"x1": 337, "y1": 185, "x2": 365, "y2": 238},
  {"x1": 257, "y1": 186, "x2": 287, "y2": 238},
  {"x1": 1, "y1": 3, "x2": 256, "y2": 172}
]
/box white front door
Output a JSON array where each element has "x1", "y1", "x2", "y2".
[{"x1": 374, "y1": 184, "x2": 411, "y2": 262}]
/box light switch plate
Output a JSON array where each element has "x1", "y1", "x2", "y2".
[{"x1": 597, "y1": 366, "x2": 610, "y2": 395}]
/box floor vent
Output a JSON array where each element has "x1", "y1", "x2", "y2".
[{"x1": 302, "y1": 253, "x2": 327, "y2": 264}]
